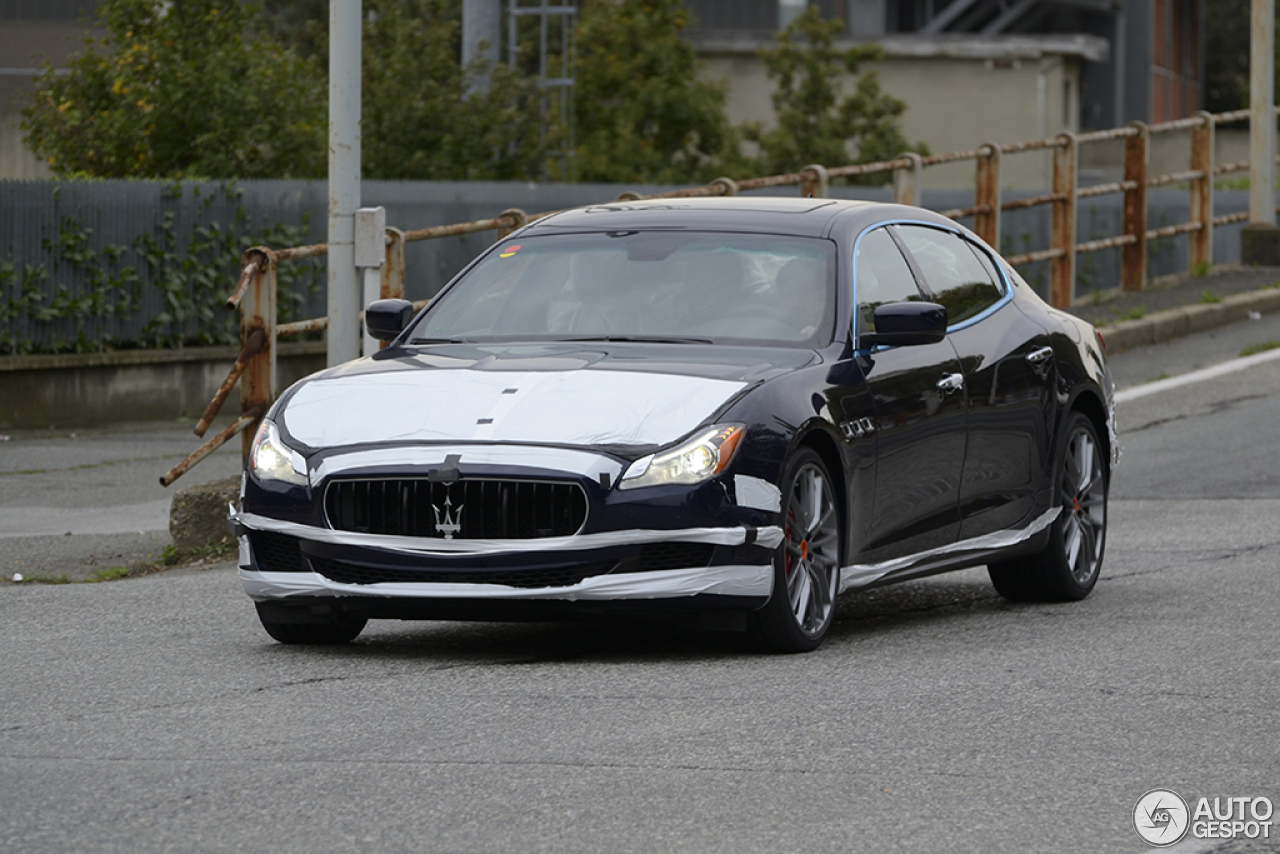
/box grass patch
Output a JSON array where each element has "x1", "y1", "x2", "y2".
[
  {"x1": 86, "y1": 566, "x2": 133, "y2": 583},
  {"x1": 1265, "y1": 281, "x2": 1280, "y2": 291},
  {"x1": 1199, "y1": 290, "x2": 1222, "y2": 304},
  {"x1": 1146, "y1": 371, "x2": 1170, "y2": 383},
  {"x1": 1189, "y1": 261, "x2": 1210, "y2": 277},
  {"x1": 1114, "y1": 305, "x2": 1146, "y2": 321},
  {"x1": 1240, "y1": 340, "x2": 1280, "y2": 357},
  {"x1": 9, "y1": 539, "x2": 237, "y2": 586}
]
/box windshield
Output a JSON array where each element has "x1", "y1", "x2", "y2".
[{"x1": 409, "y1": 231, "x2": 837, "y2": 347}]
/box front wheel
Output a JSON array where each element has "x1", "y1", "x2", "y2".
[
  {"x1": 989, "y1": 411, "x2": 1107, "y2": 602},
  {"x1": 255, "y1": 602, "x2": 367, "y2": 645},
  {"x1": 749, "y1": 449, "x2": 842, "y2": 653}
]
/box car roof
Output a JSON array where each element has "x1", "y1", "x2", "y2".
[{"x1": 526, "y1": 197, "x2": 964, "y2": 240}]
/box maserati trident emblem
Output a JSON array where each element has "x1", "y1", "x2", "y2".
[{"x1": 432, "y1": 494, "x2": 464, "y2": 539}]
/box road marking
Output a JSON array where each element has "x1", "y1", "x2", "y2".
[{"x1": 1115, "y1": 346, "x2": 1280, "y2": 403}]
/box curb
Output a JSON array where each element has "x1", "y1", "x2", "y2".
[{"x1": 1094, "y1": 288, "x2": 1280, "y2": 355}]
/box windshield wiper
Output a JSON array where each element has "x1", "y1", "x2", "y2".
[
  {"x1": 553, "y1": 335, "x2": 714, "y2": 345},
  {"x1": 408, "y1": 337, "x2": 473, "y2": 344}
]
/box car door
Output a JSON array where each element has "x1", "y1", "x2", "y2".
[
  {"x1": 894, "y1": 225, "x2": 1054, "y2": 540},
  {"x1": 849, "y1": 226, "x2": 967, "y2": 563}
]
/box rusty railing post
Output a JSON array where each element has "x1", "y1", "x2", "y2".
[
  {"x1": 379, "y1": 226, "x2": 407, "y2": 352},
  {"x1": 893, "y1": 152, "x2": 923, "y2": 206},
  {"x1": 495, "y1": 208, "x2": 528, "y2": 241},
  {"x1": 381, "y1": 227, "x2": 406, "y2": 300},
  {"x1": 1050, "y1": 132, "x2": 1078, "y2": 307},
  {"x1": 1123, "y1": 121, "x2": 1149, "y2": 290},
  {"x1": 974, "y1": 143, "x2": 1001, "y2": 248},
  {"x1": 1190, "y1": 111, "x2": 1215, "y2": 271},
  {"x1": 710, "y1": 176, "x2": 739, "y2": 196},
  {"x1": 240, "y1": 249, "x2": 277, "y2": 463},
  {"x1": 800, "y1": 164, "x2": 829, "y2": 198}
]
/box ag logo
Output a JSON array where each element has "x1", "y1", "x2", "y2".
[{"x1": 1134, "y1": 789, "x2": 1190, "y2": 847}]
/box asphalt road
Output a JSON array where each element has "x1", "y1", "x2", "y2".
[{"x1": 2, "y1": 321, "x2": 1279, "y2": 852}]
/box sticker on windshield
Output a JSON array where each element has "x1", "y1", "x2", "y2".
[{"x1": 499, "y1": 244, "x2": 521, "y2": 258}]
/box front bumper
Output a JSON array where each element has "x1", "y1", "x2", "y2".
[{"x1": 234, "y1": 512, "x2": 781, "y2": 605}]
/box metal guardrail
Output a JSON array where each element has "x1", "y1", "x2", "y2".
[{"x1": 159, "y1": 106, "x2": 1280, "y2": 486}]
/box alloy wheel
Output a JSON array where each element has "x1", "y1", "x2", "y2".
[
  {"x1": 783, "y1": 463, "x2": 840, "y2": 637},
  {"x1": 1060, "y1": 427, "x2": 1106, "y2": 586}
]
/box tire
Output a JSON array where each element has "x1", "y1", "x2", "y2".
[
  {"x1": 749, "y1": 449, "x2": 842, "y2": 653},
  {"x1": 255, "y1": 602, "x2": 367, "y2": 645},
  {"x1": 989, "y1": 411, "x2": 1107, "y2": 602}
]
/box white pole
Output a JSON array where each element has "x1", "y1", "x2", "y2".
[
  {"x1": 328, "y1": 0, "x2": 362, "y2": 366},
  {"x1": 462, "y1": 0, "x2": 502, "y2": 94},
  {"x1": 1249, "y1": 0, "x2": 1275, "y2": 226}
]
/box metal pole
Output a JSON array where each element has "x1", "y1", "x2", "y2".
[
  {"x1": 462, "y1": 0, "x2": 502, "y2": 93},
  {"x1": 328, "y1": 0, "x2": 362, "y2": 366},
  {"x1": 1250, "y1": 0, "x2": 1275, "y2": 225}
]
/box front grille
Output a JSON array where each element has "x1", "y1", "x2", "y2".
[
  {"x1": 250, "y1": 531, "x2": 306, "y2": 573},
  {"x1": 309, "y1": 557, "x2": 616, "y2": 589},
  {"x1": 635, "y1": 542, "x2": 716, "y2": 573},
  {"x1": 324, "y1": 478, "x2": 588, "y2": 540}
]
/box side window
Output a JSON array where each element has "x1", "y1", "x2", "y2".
[
  {"x1": 854, "y1": 226, "x2": 923, "y2": 331},
  {"x1": 895, "y1": 226, "x2": 1003, "y2": 326}
]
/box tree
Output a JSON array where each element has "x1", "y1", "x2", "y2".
[
  {"x1": 572, "y1": 0, "x2": 732, "y2": 183},
  {"x1": 350, "y1": 0, "x2": 551, "y2": 181},
  {"x1": 21, "y1": 0, "x2": 325, "y2": 179},
  {"x1": 742, "y1": 7, "x2": 925, "y2": 181}
]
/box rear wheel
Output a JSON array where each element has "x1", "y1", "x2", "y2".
[
  {"x1": 749, "y1": 449, "x2": 842, "y2": 653},
  {"x1": 989, "y1": 411, "x2": 1107, "y2": 602},
  {"x1": 255, "y1": 603, "x2": 367, "y2": 645}
]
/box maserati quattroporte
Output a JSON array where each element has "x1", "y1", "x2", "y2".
[{"x1": 233, "y1": 198, "x2": 1116, "y2": 652}]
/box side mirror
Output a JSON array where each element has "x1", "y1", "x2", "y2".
[
  {"x1": 861, "y1": 301, "x2": 947, "y2": 348},
  {"x1": 364, "y1": 299, "x2": 415, "y2": 342}
]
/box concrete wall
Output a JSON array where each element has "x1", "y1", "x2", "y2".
[
  {"x1": 700, "y1": 51, "x2": 1081, "y2": 189},
  {"x1": 0, "y1": 342, "x2": 326, "y2": 430}
]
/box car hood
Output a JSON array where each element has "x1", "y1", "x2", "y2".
[{"x1": 277, "y1": 344, "x2": 812, "y2": 454}]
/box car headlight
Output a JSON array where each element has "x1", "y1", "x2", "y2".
[
  {"x1": 249, "y1": 419, "x2": 308, "y2": 486},
  {"x1": 618, "y1": 424, "x2": 745, "y2": 490}
]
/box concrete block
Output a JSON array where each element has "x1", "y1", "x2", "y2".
[
  {"x1": 1100, "y1": 318, "x2": 1154, "y2": 354},
  {"x1": 1150, "y1": 309, "x2": 1190, "y2": 343},
  {"x1": 1183, "y1": 302, "x2": 1226, "y2": 334},
  {"x1": 1226, "y1": 288, "x2": 1280, "y2": 317},
  {"x1": 169, "y1": 475, "x2": 240, "y2": 552}
]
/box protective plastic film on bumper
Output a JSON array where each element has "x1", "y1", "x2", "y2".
[
  {"x1": 240, "y1": 562, "x2": 773, "y2": 602},
  {"x1": 234, "y1": 511, "x2": 782, "y2": 556},
  {"x1": 838, "y1": 507, "x2": 1061, "y2": 592}
]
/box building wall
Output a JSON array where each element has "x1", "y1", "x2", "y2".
[
  {"x1": 700, "y1": 51, "x2": 1080, "y2": 189},
  {"x1": 0, "y1": 14, "x2": 102, "y2": 180}
]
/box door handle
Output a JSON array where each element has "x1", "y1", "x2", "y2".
[
  {"x1": 936, "y1": 373, "x2": 964, "y2": 394},
  {"x1": 1026, "y1": 346, "x2": 1053, "y2": 365}
]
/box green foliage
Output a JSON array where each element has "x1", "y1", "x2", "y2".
[
  {"x1": 349, "y1": 0, "x2": 551, "y2": 180},
  {"x1": 0, "y1": 183, "x2": 320, "y2": 355},
  {"x1": 1199, "y1": 289, "x2": 1222, "y2": 304},
  {"x1": 1240, "y1": 339, "x2": 1280, "y2": 357},
  {"x1": 573, "y1": 0, "x2": 732, "y2": 183},
  {"x1": 20, "y1": 0, "x2": 325, "y2": 179},
  {"x1": 740, "y1": 7, "x2": 925, "y2": 182}
]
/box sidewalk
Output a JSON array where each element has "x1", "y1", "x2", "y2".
[{"x1": 1063, "y1": 265, "x2": 1280, "y2": 354}]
